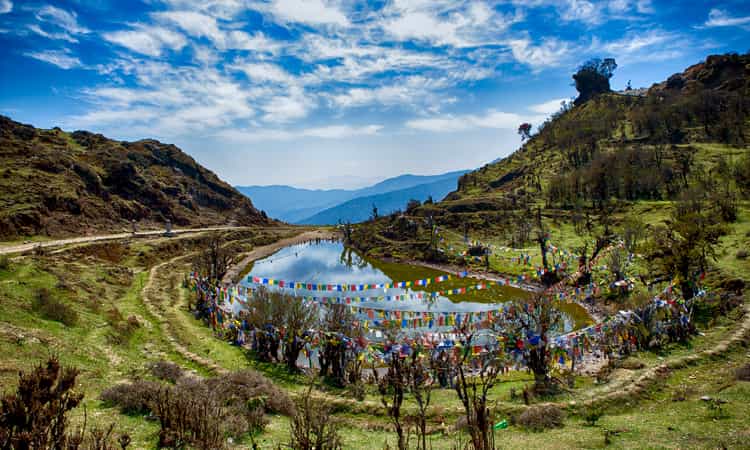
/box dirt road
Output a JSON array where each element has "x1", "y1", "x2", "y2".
[{"x1": 0, "y1": 226, "x2": 251, "y2": 255}]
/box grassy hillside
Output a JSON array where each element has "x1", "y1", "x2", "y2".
[
  {"x1": 350, "y1": 53, "x2": 750, "y2": 270},
  {"x1": 1, "y1": 228, "x2": 747, "y2": 449},
  {"x1": 0, "y1": 116, "x2": 269, "y2": 239}
]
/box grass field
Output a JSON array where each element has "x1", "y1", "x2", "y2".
[{"x1": 0, "y1": 220, "x2": 748, "y2": 449}]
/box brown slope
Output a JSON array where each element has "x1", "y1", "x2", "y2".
[{"x1": 0, "y1": 116, "x2": 270, "y2": 238}]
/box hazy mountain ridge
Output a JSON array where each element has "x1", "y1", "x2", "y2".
[
  {"x1": 298, "y1": 175, "x2": 463, "y2": 225},
  {"x1": 0, "y1": 116, "x2": 269, "y2": 238},
  {"x1": 237, "y1": 170, "x2": 468, "y2": 223}
]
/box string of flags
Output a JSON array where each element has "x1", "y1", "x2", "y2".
[{"x1": 247, "y1": 272, "x2": 467, "y2": 292}]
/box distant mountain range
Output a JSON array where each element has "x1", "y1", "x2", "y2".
[{"x1": 236, "y1": 170, "x2": 468, "y2": 224}]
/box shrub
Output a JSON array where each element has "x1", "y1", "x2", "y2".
[
  {"x1": 736, "y1": 250, "x2": 748, "y2": 260},
  {"x1": 32, "y1": 288, "x2": 78, "y2": 326},
  {"x1": 0, "y1": 254, "x2": 10, "y2": 271},
  {"x1": 105, "y1": 307, "x2": 140, "y2": 345},
  {"x1": 290, "y1": 384, "x2": 342, "y2": 450},
  {"x1": 515, "y1": 405, "x2": 565, "y2": 431},
  {"x1": 151, "y1": 381, "x2": 225, "y2": 450},
  {"x1": 148, "y1": 360, "x2": 183, "y2": 383},
  {"x1": 204, "y1": 369, "x2": 295, "y2": 417},
  {"x1": 736, "y1": 363, "x2": 750, "y2": 382},
  {"x1": 99, "y1": 380, "x2": 160, "y2": 414},
  {"x1": 583, "y1": 406, "x2": 604, "y2": 426},
  {"x1": 0, "y1": 357, "x2": 83, "y2": 448}
]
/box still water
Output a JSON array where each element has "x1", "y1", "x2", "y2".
[{"x1": 241, "y1": 240, "x2": 591, "y2": 333}]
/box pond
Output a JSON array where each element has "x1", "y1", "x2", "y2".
[{"x1": 240, "y1": 240, "x2": 592, "y2": 334}]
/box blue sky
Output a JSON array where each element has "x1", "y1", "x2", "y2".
[{"x1": 1, "y1": 1, "x2": 749, "y2": 189}]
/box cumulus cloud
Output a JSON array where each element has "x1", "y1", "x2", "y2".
[
  {"x1": 380, "y1": 0, "x2": 518, "y2": 47},
  {"x1": 0, "y1": 0, "x2": 11, "y2": 14}
]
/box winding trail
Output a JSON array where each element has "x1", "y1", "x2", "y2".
[
  {"x1": 140, "y1": 228, "x2": 337, "y2": 374},
  {"x1": 137, "y1": 228, "x2": 750, "y2": 421},
  {"x1": 30, "y1": 225, "x2": 746, "y2": 422}
]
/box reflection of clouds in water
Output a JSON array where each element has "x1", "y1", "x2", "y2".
[
  {"x1": 246, "y1": 241, "x2": 506, "y2": 312},
  {"x1": 243, "y1": 241, "x2": 577, "y2": 333},
  {"x1": 248, "y1": 241, "x2": 389, "y2": 285}
]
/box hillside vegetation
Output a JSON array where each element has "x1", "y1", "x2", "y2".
[
  {"x1": 0, "y1": 116, "x2": 269, "y2": 239},
  {"x1": 350, "y1": 53, "x2": 750, "y2": 274}
]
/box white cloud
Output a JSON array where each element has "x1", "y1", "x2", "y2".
[
  {"x1": 35, "y1": 5, "x2": 89, "y2": 35},
  {"x1": 103, "y1": 25, "x2": 187, "y2": 57},
  {"x1": 218, "y1": 124, "x2": 382, "y2": 142},
  {"x1": 328, "y1": 76, "x2": 450, "y2": 110},
  {"x1": 559, "y1": 0, "x2": 602, "y2": 24},
  {"x1": 505, "y1": 37, "x2": 571, "y2": 69},
  {"x1": 528, "y1": 98, "x2": 568, "y2": 115},
  {"x1": 0, "y1": 0, "x2": 11, "y2": 14},
  {"x1": 380, "y1": 0, "x2": 516, "y2": 47},
  {"x1": 28, "y1": 24, "x2": 79, "y2": 43},
  {"x1": 233, "y1": 62, "x2": 294, "y2": 84},
  {"x1": 71, "y1": 61, "x2": 258, "y2": 137},
  {"x1": 635, "y1": 0, "x2": 653, "y2": 14},
  {"x1": 160, "y1": 0, "x2": 249, "y2": 20},
  {"x1": 261, "y1": 88, "x2": 314, "y2": 122},
  {"x1": 153, "y1": 11, "x2": 225, "y2": 45},
  {"x1": 24, "y1": 49, "x2": 82, "y2": 69},
  {"x1": 406, "y1": 109, "x2": 542, "y2": 132},
  {"x1": 599, "y1": 29, "x2": 674, "y2": 54},
  {"x1": 265, "y1": 0, "x2": 349, "y2": 27},
  {"x1": 591, "y1": 29, "x2": 685, "y2": 63},
  {"x1": 704, "y1": 8, "x2": 750, "y2": 28},
  {"x1": 224, "y1": 31, "x2": 281, "y2": 52}
]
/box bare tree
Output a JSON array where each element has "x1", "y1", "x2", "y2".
[
  {"x1": 374, "y1": 353, "x2": 408, "y2": 450},
  {"x1": 452, "y1": 329, "x2": 502, "y2": 450},
  {"x1": 290, "y1": 379, "x2": 342, "y2": 450},
  {"x1": 191, "y1": 234, "x2": 231, "y2": 281},
  {"x1": 406, "y1": 351, "x2": 433, "y2": 450}
]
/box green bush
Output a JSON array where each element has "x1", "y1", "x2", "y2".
[
  {"x1": 0, "y1": 254, "x2": 10, "y2": 271},
  {"x1": 32, "y1": 288, "x2": 78, "y2": 326}
]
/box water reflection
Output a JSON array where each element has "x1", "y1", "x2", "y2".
[{"x1": 242, "y1": 240, "x2": 588, "y2": 332}]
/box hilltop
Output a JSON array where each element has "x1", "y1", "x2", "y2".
[
  {"x1": 0, "y1": 117, "x2": 269, "y2": 239},
  {"x1": 350, "y1": 52, "x2": 750, "y2": 266}
]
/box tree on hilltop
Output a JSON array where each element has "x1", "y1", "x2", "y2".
[{"x1": 573, "y1": 58, "x2": 617, "y2": 105}]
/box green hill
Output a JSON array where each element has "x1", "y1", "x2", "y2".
[
  {"x1": 0, "y1": 116, "x2": 269, "y2": 239},
  {"x1": 350, "y1": 52, "x2": 750, "y2": 268}
]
